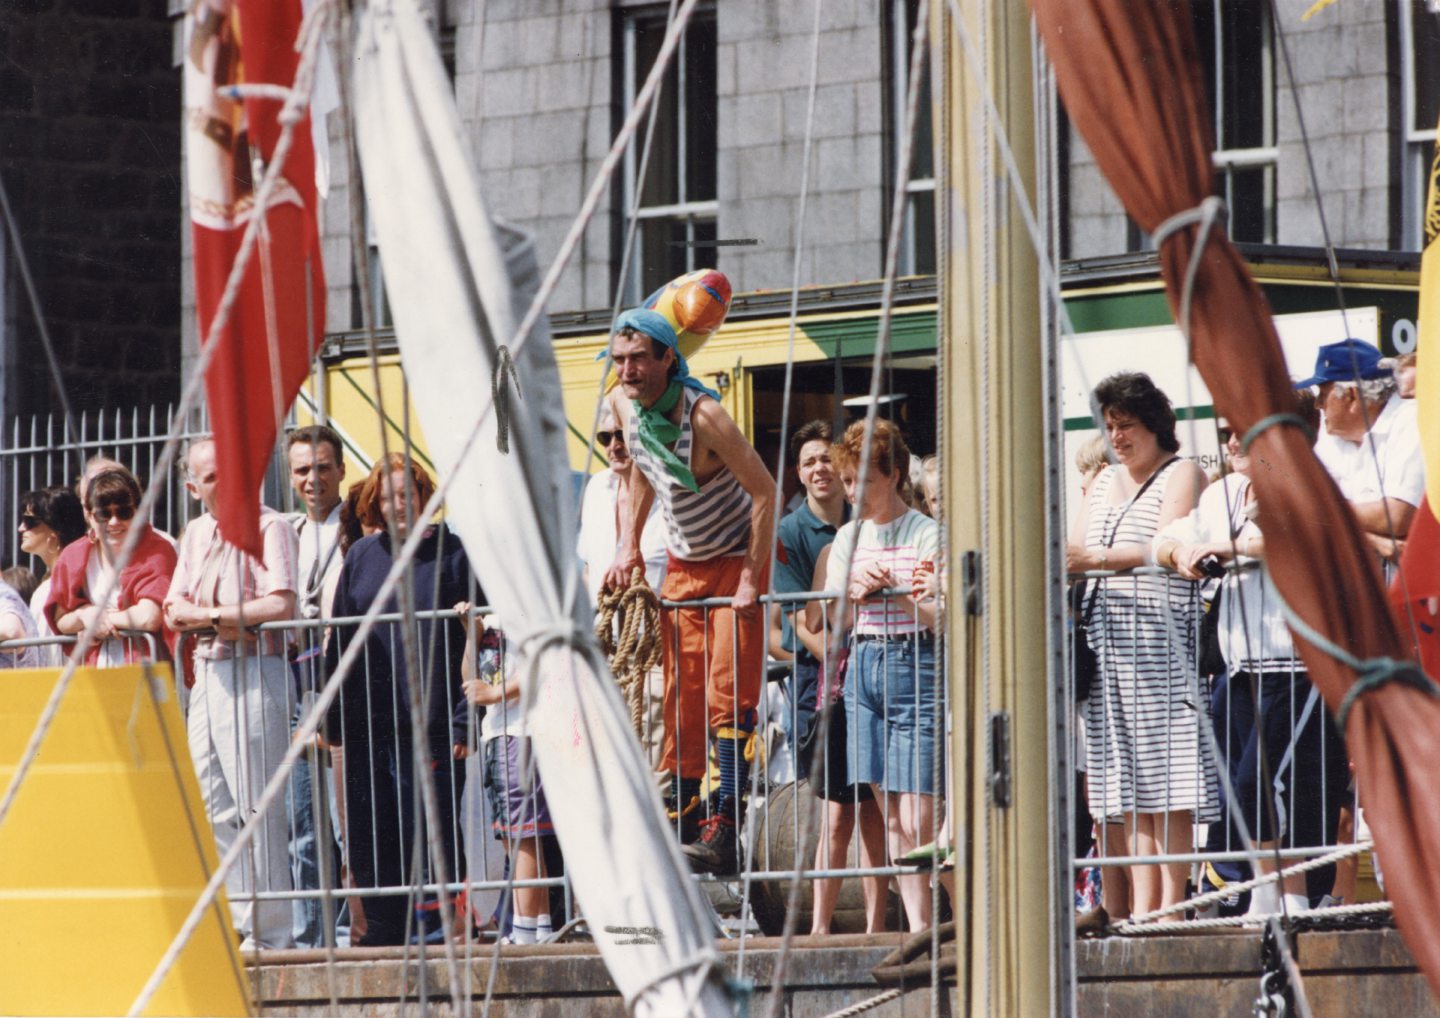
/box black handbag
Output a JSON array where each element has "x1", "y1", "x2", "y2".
[
  {"x1": 1070, "y1": 457, "x2": 1179, "y2": 702},
  {"x1": 1197, "y1": 584, "x2": 1226, "y2": 676},
  {"x1": 1070, "y1": 581, "x2": 1099, "y2": 702}
]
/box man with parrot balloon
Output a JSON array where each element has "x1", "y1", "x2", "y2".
[{"x1": 604, "y1": 270, "x2": 776, "y2": 875}]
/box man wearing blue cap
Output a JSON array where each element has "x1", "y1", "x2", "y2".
[
  {"x1": 604, "y1": 309, "x2": 776, "y2": 875},
  {"x1": 1295, "y1": 338, "x2": 1424, "y2": 549}
]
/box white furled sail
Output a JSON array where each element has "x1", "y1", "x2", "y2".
[{"x1": 350, "y1": 1, "x2": 732, "y2": 1014}]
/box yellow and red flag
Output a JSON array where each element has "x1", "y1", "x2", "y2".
[{"x1": 183, "y1": 0, "x2": 325, "y2": 555}]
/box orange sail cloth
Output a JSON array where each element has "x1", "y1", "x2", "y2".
[
  {"x1": 184, "y1": 0, "x2": 325, "y2": 556},
  {"x1": 1030, "y1": 0, "x2": 1440, "y2": 995}
]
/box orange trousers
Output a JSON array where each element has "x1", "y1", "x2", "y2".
[{"x1": 659, "y1": 554, "x2": 770, "y2": 779}]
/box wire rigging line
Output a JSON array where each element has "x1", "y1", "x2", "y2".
[
  {"x1": 129, "y1": 1, "x2": 712, "y2": 1009},
  {"x1": 0, "y1": 0, "x2": 333, "y2": 841},
  {"x1": 764, "y1": 4, "x2": 934, "y2": 1013},
  {"x1": 742, "y1": 0, "x2": 826, "y2": 990},
  {"x1": 1267, "y1": 0, "x2": 1421, "y2": 648},
  {"x1": 0, "y1": 167, "x2": 79, "y2": 445},
  {"x1": 334, "y1": 0, "x2": 465, "y2": 1003}
]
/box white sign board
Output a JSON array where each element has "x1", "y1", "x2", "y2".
[{"x1": 1059, "y1": 306, "x2": 1379, "y2": 526}]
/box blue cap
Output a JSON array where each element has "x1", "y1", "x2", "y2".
[{"x1": 1292, "y1": 338, "x2": 1390, "y2": 389}]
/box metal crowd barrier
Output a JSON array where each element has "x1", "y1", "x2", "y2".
[
  {"x1": 1066, "y1": 565, "x2": 1363, "y2": 918},
  {"x1": 141, "y1": 589, "x2": 954, "y2": 947}
]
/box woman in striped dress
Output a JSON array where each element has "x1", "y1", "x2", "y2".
[{"x1": 1066, "y1": 373, "x2": 1212, "y2": 919}]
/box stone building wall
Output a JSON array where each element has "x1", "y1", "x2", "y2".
[
  {"x1": 1065, "y1": 0, "x2": 1400, "y2": 259},
  {"x1": 0, "y1": 0, "x2": 181, "y2": 417}
]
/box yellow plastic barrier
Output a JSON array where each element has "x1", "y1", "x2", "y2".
[{"x1": 0, "y1": 664, "x2": 250, "y2": 1017}]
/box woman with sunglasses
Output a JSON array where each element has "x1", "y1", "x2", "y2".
[
  {"x1": 18, "y1": 485, "x2": 88, "y2": 661},
  {"x1": 45, "y1": 467, "x2": 176, "y2": 666}
]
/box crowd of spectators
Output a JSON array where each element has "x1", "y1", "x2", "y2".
[
  {"x1": 1067, "y1": 337, "x2": 1426, "y2": 923},
  {"x1": 2, "y1": 333, "x2": 1412, "y2": 945}
]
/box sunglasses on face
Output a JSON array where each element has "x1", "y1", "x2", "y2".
[
  {"x1": 1217, "y1": 427, "x2": 1234, "y2": 445},
  {"x1": 596, "y1": 430, "x2": 625, "y2": 447},
  {"x1": 19, "y1": 514, "x2": 42, "y2": 530},
  {"x1": 93, "y1": 504, "x2": 136, "y2": 523}
]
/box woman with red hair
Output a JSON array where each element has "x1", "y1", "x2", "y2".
[{"x1": 323, "y1": 454, "x2": 479, "y2": 946}]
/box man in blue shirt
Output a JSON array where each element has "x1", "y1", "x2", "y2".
[{"x1": 772, "y1": 420, "x2": 847, "y2": 775}]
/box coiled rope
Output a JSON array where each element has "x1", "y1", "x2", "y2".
[{"x1": 595, "y1": 567, "x2": 663, "y2": 740}]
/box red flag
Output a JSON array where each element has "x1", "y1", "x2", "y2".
[
  {"x1": 184, "y1": 0, "x2": 325, "y2": 555},
  {"x1": 1392, "y1": 495, "x2": 1440, "y2": 680}
]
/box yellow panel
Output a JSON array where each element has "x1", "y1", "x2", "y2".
[{"x1": 0, "y1": 666, "x2": 250, "y2": 1017}]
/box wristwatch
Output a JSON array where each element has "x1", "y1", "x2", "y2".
[{"x1": 209, "y1": 608, "x2": 222, "y2": 629}]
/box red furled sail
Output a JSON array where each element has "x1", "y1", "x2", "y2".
[
  {"x1": 184, "y1": 0, "x2": 325, "y2": 555},
  {"x1": 1031, "y1": 0, "x2": 1440, "y2": 995}
]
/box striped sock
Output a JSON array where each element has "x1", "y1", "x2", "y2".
[
  {"x1": 536, "y1": 913, "x2": 553, "y2": 942},
  {"x1": 512, "y1": 914, "x2": 538, "y2": 945}
]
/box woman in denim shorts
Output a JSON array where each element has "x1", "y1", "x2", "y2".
[{"x1": 817, "y1": 419, "x2": 942, "y2": 932}]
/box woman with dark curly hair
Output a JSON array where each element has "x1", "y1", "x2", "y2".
[
  {"x1": 1066, "y1": 372, "x2": 1214, "y2": 920},
  {"x1": 18, "y1": 485, "x2": 88, "y2": 660}
]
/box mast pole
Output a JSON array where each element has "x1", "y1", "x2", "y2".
[{"x1": 936, "y1": 0, "x2": 1061, "y2": 1014}]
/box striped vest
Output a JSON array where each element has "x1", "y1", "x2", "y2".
[{"x1": 627, "y1": 387, "x2": 752, "y2": 561}]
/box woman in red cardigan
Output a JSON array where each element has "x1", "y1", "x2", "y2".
[{"x1": 46, "y1": 467, "x2": 176, "y2": 665}]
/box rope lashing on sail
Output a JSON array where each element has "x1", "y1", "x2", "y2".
[
  {"x1": 1272, "y1": 592, "x2": 1440, "y2": 732},
  {"x1": 1150, "y1": 194, "x2": 1227, "y2": 344},
  {"x1": 1240, "y1": 413, "x2": 1316, "y2": 453},
  {"x1": 492, "y1": 344, "x2": 521, "y2": 454},
  {"x1": 595, "y1": 568, "x2": 662, "y2": 740}
]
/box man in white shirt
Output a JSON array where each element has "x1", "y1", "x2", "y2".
[
  {"x1": 576, "y1": 411, "x2": 668, "y2": 776},
  {"x1": 283, "y1": 425, "x2": 348, "y2": 948},
  {"x1": 164, "y1": 438, "x2": 299, "y2": 950},
  {"x1": 1295, "y1": 338, "x2": 1425, "y2": 556}
]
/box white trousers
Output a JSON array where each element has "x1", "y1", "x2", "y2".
[{"x1": 187, "y1": 653, "x2": 295, "y2": 949}]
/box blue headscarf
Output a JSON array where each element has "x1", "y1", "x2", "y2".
[{"x1": 609, "y1": 306, "x2": 721, "y2": 401}]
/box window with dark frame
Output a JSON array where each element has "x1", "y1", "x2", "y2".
[
  {"x1": 885, "y1": 0, "x2": 936, "y2": 277},
  {"x1": 1401, "y1": 0, "x2": 1440, "y2": 251},
  {"x1": 619, "y1": 6, "x2": 719, "y2": 303},
  {"x1": 1190, "y1": 0, "x2": 1276, "y2": 245}
]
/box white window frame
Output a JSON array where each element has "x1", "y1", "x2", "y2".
[
  {"x1": 887, "y1": 0, "x2": 935, "y2": 277},
  {"x1": 620, "y1": 7, "x2": 718, "y2": 305},
  {"x1": 1400, "y1": 0, "x2": 1440, "y2": 251}
]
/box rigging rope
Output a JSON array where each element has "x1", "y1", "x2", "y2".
[
  {"x1": 595, "y1": 567, "x2": 663, "y2": 740},
  {"x1": 762, "y1": 1, "x2": 933, "y2": 1012},
  {"x1": 132, "y1": 1, "x2": 710, "y2": 1010}
]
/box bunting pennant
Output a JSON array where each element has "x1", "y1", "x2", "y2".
[
  {"x1": 183, "y1": 0, "x2": 325, "y2": 556},
  {"x1": 1418, "y1": 113, "x2": 1440, "y2": 520}
]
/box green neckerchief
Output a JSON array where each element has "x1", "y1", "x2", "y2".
[{"x1": 633, "y1": 379, "x2": 700, "y2": 493}]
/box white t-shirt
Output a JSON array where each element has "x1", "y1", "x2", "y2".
[
  {"x1": 291, "y1": 504, "x2": 344, "y2": 619},
  {"x1": 84, "y1": 551, "x2": 128, "y2": 667},
  {"x1": 1153, "y1": 475, "x2": 1301, "y2": 673},
  {"x1": 575, "y1": 468, "x2": 668, "y2": 608},
  {"x1": 1322, "y1": 395, "x2": 1425, "y2": 509},
  {"x1": 825, "y1": 509, "x2": 940, "y2": 636}
]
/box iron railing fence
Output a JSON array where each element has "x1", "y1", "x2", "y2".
[{"x1": 1, "y1": 405, "x2": 298, "y2": 568}]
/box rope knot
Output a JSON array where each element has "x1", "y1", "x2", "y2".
[{"x1": 1335, "y1": 657, "x2": 1439, "y2": 731}]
